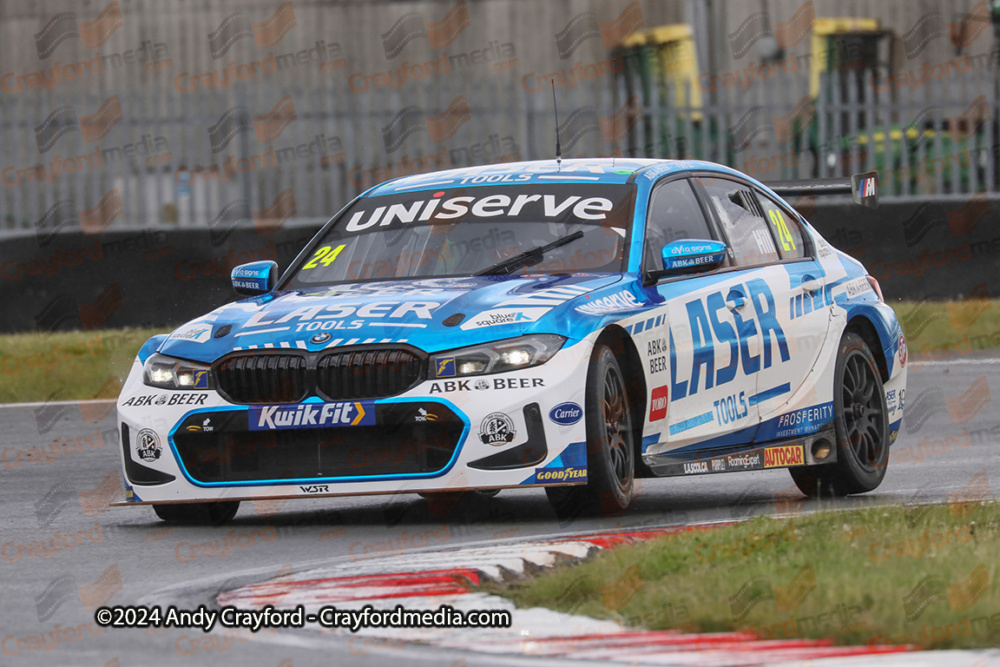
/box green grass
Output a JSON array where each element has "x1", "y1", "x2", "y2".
[
  {"x1": 0, "y1": 328, "x2": 166, "y2": 403},
  {"x1": 487, "y1": 503, "x2": 1000, "y2": 649},
  {"x1": 0, "y1": 298, "x2": 996, "y2": 403},
  {"x1": 890, "y1": 297, "x2": 999, "y2": 359}
]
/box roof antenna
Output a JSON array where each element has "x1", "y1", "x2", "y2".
[
  {"x1": 611, "y1": 69, "x2": 618, "y2": 167},
  {"x1": 550, "y1": 79, "x2": 562, "y2": 167}
]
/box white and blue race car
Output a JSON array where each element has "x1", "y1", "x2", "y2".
[{"x1": 115, "y1": 158, "x2": 906, "y2": 524}]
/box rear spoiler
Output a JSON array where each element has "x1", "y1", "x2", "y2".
[{"x1": 767, "y1": 171, "x2": 878, "y2": 210}]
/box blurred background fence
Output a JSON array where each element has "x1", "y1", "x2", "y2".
[{"x1": 1, "y1": 0, "x2": 999, "y2": 238}]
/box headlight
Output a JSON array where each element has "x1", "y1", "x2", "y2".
[
  {"x1": 429, "y1": 334, "x2": 566, "y2": 378},
  {"x1": 143, "y1": 353, "x2": 214, "y2": 389}
]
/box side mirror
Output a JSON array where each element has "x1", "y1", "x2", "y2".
[
  {"x1": 232, "y1": 261, "x2": 278, "y2": 296},
  {"x1": 647, "y1": 239, "x2": 728, "y2": 283}
]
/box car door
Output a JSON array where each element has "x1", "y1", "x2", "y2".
[
  {"x1": 693, "y1": 175, "x2": 832, "y2": 443},
  {"x1": 638, "y1": 177, "x2": 759, "y2": 454},
  {"x1": 660, "y1": 174, "x2": 791, "y2": 452},
  {"x1": 751, "y1": 188, "x2": 835, "y2": 435}
]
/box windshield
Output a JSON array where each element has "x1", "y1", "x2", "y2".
[{"x1": 285, "y1": 183, "x2": 636, "y2": 287}]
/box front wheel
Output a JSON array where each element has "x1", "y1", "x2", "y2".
[
  {"x1": 790, "y1": 331, "x2": 888, "y2": 497},
  {"x1": 546, "y1": 343, "x2": 635, "y2": 518},
  {"x1": 153, "y1": 501, "x2": 240, "y2": 525}
]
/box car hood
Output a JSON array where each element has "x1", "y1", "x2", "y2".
[{"x1": 158, "y1": 275, "x2": 622, "y2": 363}]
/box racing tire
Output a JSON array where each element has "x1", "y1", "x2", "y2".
[
  {"x1": 790, "y1": 331, "x2": 888, "y2": 497},
  {"x1": 153, "y1": 501, "x2": 240, "y2": 525},
  {"x1": 546, "y1": 343, "x2": 635, "y2": 519}
]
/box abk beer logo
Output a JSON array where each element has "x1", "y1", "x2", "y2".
[
  {"x1": 479, "y1": 412, "x2": 515, "y2": 445},
  {"x1": 135, "y1": 429, "x2": 161, "y2": 462}
]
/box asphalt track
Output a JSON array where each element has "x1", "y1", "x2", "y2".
[{"x1": 1, "y1": 358, "x2": 998, "y2": 666}]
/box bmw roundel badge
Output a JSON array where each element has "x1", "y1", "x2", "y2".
[{"x1": 311, "y1": 332, "x2": 332, "y2": 344}]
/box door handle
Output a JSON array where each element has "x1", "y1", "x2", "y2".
[
  {"x1": 800, "y1": 274, "x2": 824, "y2": 294},
  {"x1": 726, "y1": 289, "x2": 746, "y2": 311}
]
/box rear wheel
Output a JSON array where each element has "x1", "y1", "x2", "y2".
[
  {"x1": 790, "y1": 331, "x2": 888, "y2": 497},
  {"x1": 153, "y1": 501, "x2": 240, "y2": 525},
  {"x1": 546, "y1": 343, "x2": 635, "y2": 518}
]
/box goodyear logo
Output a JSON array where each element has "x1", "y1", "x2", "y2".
[
  {"x1": 250, "y1": 401, "x2": 375, "y2": 430},
  {"x1": 436, "y1": 357, "x2": 456, "y2": 378},
  {"x1": 535, "y1": 466, "x2": 587, "y2": 483},
  {"x1": 192, "y1": 370, "x2": 210, "y2": 388},
  {"x1": 763, "y1": 444, "x2": 804, "y2": 468}
]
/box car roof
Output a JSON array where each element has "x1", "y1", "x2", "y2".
[{"x1": 365, "y1": 158, "x2": 755, "y2": 197}]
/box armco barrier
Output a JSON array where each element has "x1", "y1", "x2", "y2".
[
  {"x1": 0, "y1": 227, "x2": 316, "y2": 334},
  {"x1": 0, "y1": 199, "x2": 997, "y2": 334},
  {"x1": 807, "y1": 198, "x2": 1000, "y2": 303}
]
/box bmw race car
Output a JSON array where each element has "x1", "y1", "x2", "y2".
[{"x1": 115, "y1": 158, "x2": 906, "y2": 524}]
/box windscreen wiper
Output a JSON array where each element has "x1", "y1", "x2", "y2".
[{"x1": 475, "y1": 230, "x2": 585, "y2": 276}]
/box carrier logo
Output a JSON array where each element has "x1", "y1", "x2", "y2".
[
  {"x1": 250, "y1": 401, "x2": 375, "y2": 430},
  {"x1": 763, "y1": 445, "x2": 804, "y2": 468},
  {"x1": 549, "y1": 402, "x2": 583, "y2": 425},
  {"x1": 535, "y1": 466, "x2": 587, "y2": 482}
]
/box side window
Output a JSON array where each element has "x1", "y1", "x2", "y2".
[
  {"x1": 697, "y1": 176, "x2": 779, "y2": 267},
  {"x1": 755, "y1": 192, "x2": 806, "y2": 259},
  {"x1": 643, "y1": 179, "x2": 714, "y2": 271}
]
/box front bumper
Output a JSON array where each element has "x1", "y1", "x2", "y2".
[{"x1": 116, "y1": 340, "x2": 593, "y2": 505}]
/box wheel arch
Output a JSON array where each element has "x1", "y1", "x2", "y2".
[
  {"x1": 845, "y1": 315, "x2": 889, "y2": 382},
  {"x1": 594, "y1": 325, "x2": 650, "y2": 476}
]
